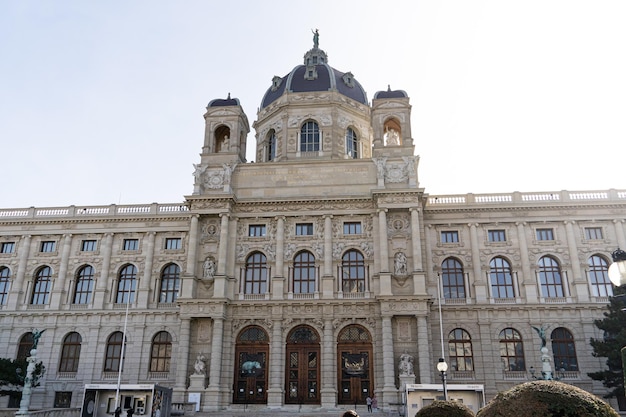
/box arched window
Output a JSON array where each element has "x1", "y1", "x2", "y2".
[
  {"x1": 17, "y1": 333, "x2": 34, "y2": 360},
  {"x1": 59, "y1": 332, "x2": 82, "y2": 373},
  {"x1": 588, "y1": 255, "x2": 612, "y2": 297},
  {"x1": 73, "y1": 265, "x2": 94, "y2": 304},
  {"x1": 243, "y1": 252, "x2": 268, "y2": 294},
  {"x1": 31, "y1": 266, "x2": 52, "y2": 305},
  {"x1": 116, "y1": 264, "x2": 137, "y2": 304},
  {"x1": 150, "y1": 331, "x2": 172, "y2": 372},
  {"x1": 104, "y1": 332, "x2": 125, "y2": 372},
  {"x1": 448, "y1": 328, "x2": 474, "y2": 371},
  {"x1": 267, "y1": 130, "x2": 276, "y2": 161},
  {"x1": 341, "y1": 250, "x2": 366, "y2": 293},
  {"x1": 499, "y1": 328, "x2": 525, "y2": 371},
  {"x1": 0, "y1": 266, "x2": 10, "y2": 305},
  {"x1": 551, "y1": 327, "x2": 578, "y2": 371},
  {"x1": 345, "y1": 127, "x2": 358, "y2": 159},
  {"x1": 293, "y1": 251, "x2": 316, "y2": 294},
  {"x1": 538, "y1": 256, "x2": 564, "y2": 297},
  {"x1": 441, "y1": 258, "x2": 465, "y2": 299},
  {"x1": 300, "y1": 121, "x2": 320, "y2": 152},
  {"x1": 490, "y1": 257, "x2": 515, "y2": 298},
  {"x1": 160, "y1": 263, "x2": 180, "y2": 303}
]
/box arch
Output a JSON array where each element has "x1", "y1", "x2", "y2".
[
  {"x1": 448, "y1": 328, "x2": 474, "y2": 371},
  {"x1": 551, "y1": 327, "x2": 578, "y2": 371},
  {"x1": 59, "y1": 332, "x2": 82, "y2": 373},
  {"x1": 292, "y1": 250, "x2": 316, "y2": 294},
  {"x1": 31, "y1": 265, "x2": 52, "y2": 305},
  {"x1": 285, "y1": 325, "x2": 321, "y2": 404},
  {"x1": 0, "y1": 266, "x2": 10, "y2": 305},
  {"x1": 104, "y1": 331, "x2": 125, "y2": 372},
  {"x1": 233, "y1": 325, "x2": 269, "y2": 404},
  {"x1": 587, "y1": 254, "x2": 612, "y2": 297},
  {"x1": 243, "y1": 252, "x2": 268, "y2": 295},
  {"x1": 345, "y1": 127, "x2": 359, "y2": 159},
  {"x1": 341, "y1": 249, "x2": 366, "y2": 293},
  {"x1": 441, "y1": 257, "x2": 466, "y2": 299},
  {"x1": 337, "y1": 325, "x2": 373, "y2": 405},
  {"x1": 73, "y1": 265, "x2": 95, "y2": 304},
  {"x1": 489, "y1": 256, "x2": 515, "y2": 298},
  {"x1": 538, "y1": 255, "x2": 564, "y2": 297},
  {"x1": 266, "y1": 129, "x2": 276, "y2": 161},
  {"x1": 300, "y1": 120, "x2": 320, "y2": 152},
  {"x1": 215, "y1": 124, "x2": 231, "y2": 152},
  {"x1": 159, "y1": 263, "x2": 180, "y2": 303},
  {"x1": 150, "y1": 331, "x2": 172, "y2": 372},
  {"x1": 383, "y1": 117, "x2": 402, "y2": 146},
  {"x1": 499, "y1": 328, "x2": 525, "y2": 371},
  {"x1": 116, "y1": 264, "x2": 137, "y2": 304}
]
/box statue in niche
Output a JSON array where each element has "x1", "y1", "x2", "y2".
[
  {"x1": 398, "y1": 351, "x2": 414, "y2": 376},
  {"x1": 219, "y1": 134, "x2": 229, "y2": 152},
  {"x1": 193, "y1": 353, "x2": 206, "y2": 376},
  {"x1": 203, "y1": 257, "x2": 215, "y2": 279},
  {"x1": 394, "y1": 252, "x2": 408, "y2": 276},
  {"x1": 385, "y1": 127, "x2": 400, "y2": 146}
]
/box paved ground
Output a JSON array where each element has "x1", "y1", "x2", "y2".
[{"x1": 190, "y1": 407, "x2": 389, "y2": 417}]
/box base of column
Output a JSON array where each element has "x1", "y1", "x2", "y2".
[
  {"x1": 320, "y1": 387, "x2": 338, "y2": 409},
  {"x1": 266, "y1": 387, "x2": 284, "y2": 408}
]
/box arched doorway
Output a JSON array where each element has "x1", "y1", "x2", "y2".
[
  {"x1": 233, "y1": 326, "x2": 269, "y2": 404},
  {"x1": 337, "y1": 325, "x2": 373, "y2": 405},
  {"x1": 285, "y1": 325, "x2": 320, "y2": 405}
]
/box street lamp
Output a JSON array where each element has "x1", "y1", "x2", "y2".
[
  {"x1": 608, "y1": 248, "x2": 626, "y2": 395},
  {"x1": 437, "y1": 358, "x2": 448, "y2": 401}
]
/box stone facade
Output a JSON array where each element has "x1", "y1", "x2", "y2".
[{"x1": 0, "y1": 39, "x2": 624, "y2": 412}]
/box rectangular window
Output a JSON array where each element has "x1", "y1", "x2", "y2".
[
  {"x1": 54, "y1": 392, "x2": 72, "y2": 408},
  {"x1": 1, "y1": 242, "x2": 15, "y2": 254},
  {"x1": 584, "y1": 227, "x2": 603, "y2": 240},
  {"x1": 40, "y1": 241, "x2": 56, "y2": 252},
  {"x1": 123, "y1": 239, "x2": 139, "y2": 251},
  {"x1": 441, "y1": 231, "x2": 459, "y2": 243},
  {"x1": 536, "y1": 228, "x2": 554, "y2": 241},
  {"x1": 165, "y1": 237, "x2": 182, "y2": 250},
  {"x1": 488, "y1": 230, "x2": 506, "y2": 242},
  {"x1": 343, "y1": 222, "x2": 362, "y2": 235},
  {"x1": 296, "y1": 223, "x2": 314, "y2": 236},
  {"x1": 81, "y1": 240, "x2": 97, "y2": 252},
  {"x1": 248, "y1": 225, "x2": 266, "y2": 237}
]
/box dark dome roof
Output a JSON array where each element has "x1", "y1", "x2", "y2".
[
  {"x1": 208, "y1": 94, "x2": 240, "y2": 107},
  {"x1": 373, "y1": 86, "x2": 408, "y2": 99},
  {"x1": 260, "y1": 46, "x2": 368, "y2": 109}
]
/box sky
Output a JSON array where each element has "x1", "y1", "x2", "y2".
[{"x1": 1, "y1": 0, "x2": 625, "y2": 208}]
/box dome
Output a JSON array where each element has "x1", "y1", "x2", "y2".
[
  {"x1": 373, "y1": 86, "x2": 408, "y2": 99},
  {"x1": 260, "y1": 37, "x2": 368, "y2": 109},
  {"x1": 208, "y1": 93, "x2": 240, "y2": 107}
]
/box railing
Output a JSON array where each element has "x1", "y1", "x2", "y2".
[
  {"x1": 29, "y1": 408, "x2": 81, "y2": 417},
  {"x1": 427, "y1": 189, "x2": 626, "y2": 206},
  {"x1": 171, "y1": 402, "x2": 196, "y2": 416},
  {"x1": 503, "y1": 370, "x2": 527, "y2": 380},
  {"x1": 0, "y1": 203, "x2": 189, "y2": 219}
]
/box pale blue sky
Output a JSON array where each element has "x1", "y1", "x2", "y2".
[{"x1": 1, "y1": 1, "x2": 625, "y2": 208}]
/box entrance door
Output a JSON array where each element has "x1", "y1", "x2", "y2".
[
  {"x1": 337, "y1": 325, "x2": 373, "y2": 406},
  {"x1": 285, "y1": 326, "x2": 320, "y2": 404},
  {"x1": 233, "y1": 326, "x2": 269, "y2": 404}
]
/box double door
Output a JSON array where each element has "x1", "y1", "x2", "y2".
[
  {"x1": 285, "y1": 345, "x2": 320, "y2": 404},
  {"x1": 233, "y1": 347, "x2": 267, "y2": 404}
]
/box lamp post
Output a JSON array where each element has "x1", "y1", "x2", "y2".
[
  {"x1": 437, "y1": 358, "x2": 448, "y2": 401},
  {"x1": 608, "y1": 248, "x2": 626, "y2": 394}
]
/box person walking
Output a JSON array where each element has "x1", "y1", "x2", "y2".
[{"x1": 366, "y1": 396, "x2": 372, "y2": 413}]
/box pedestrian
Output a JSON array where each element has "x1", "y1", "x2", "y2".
[
  {"x1": 371, "y1": 395, "x2": 378, "y2": 412},
  {"x1": 127, "y1": 408, "x2": 134, "y2": 417},
  {"x1": 114, "y1": 407, "x2": 122, "y2": 417},
  {"x1": 366, "y1": 396, "x2": 372, "y2": 413}
]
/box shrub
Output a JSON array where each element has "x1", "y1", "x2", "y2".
[
  {"x1": 476, "y1": 380, "x2": 618, "y2": 417},
  {"x1": 415, "y1": 400, "x2": 475, "y2": 417}
]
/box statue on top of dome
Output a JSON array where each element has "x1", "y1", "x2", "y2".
[{"x1": 312, "y1": 28, "x2": 319, "y2": 49}]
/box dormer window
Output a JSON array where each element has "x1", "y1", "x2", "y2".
[
  {"x1": 342, "y1": 72, "x2": 355, "y2": 88},
  {"x1": 271, "y1": 76, "x2": 282, "y2": 92},
  {"x1": 305, "y1": 67, "x2": 318, "y2": 81}
]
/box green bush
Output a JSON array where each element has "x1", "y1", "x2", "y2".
[
  {"x1": 415, "y1": 400, "x2": 475, "y2": 417},
  {"x1": 476, "y1": 381, "x2": 618, "y2": 417}
]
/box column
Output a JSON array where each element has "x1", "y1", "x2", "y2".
[
  {"x1": 410, "y1": 208, "x2": 426, "y2": 295},
  {"x1": 320, "y1": 318, "x2": 336, "y2": 408},
  {"x1": 175, "y1": 318, "x2": 192, "y2": 393},
  {"x1": 564, "y1": 221, "x2": 586, "y2": 301},
  {"x1": 138, "y1": 231, "x2": 155, "y2": 307},
  {"x1": 381, "y1": 315, "x2": 397, "y2": 406},
  {"x1": 267, "y1": 319, "x2": 284, "y2": 407},
  {"x1": 273, "y1": 217, "x2": 285, "y2": 299},
  {"x1": 614, "y1": 219, "x2": 626, "y2": 249},
  {"x1": 94, "y1": 233, "x2": 113, "y2": 308},
  {"x1": 206, "y1": 317, "x2": 224, "y2": 409},
  {"x1": 378, "y1": 210, "x2": 390, "y2": 272},
  {"x1": 322, "y1": 215, "x2": 334, "y2": 298},
  {"x1": 9, "y1": 235, "x2": 31, "y2": 309},
  {"x1": 213, "y1": 214, "x2": 230, "y2": 298},
  {"x1": 516, "y1": 222, "x2": 537, "y2": 300},
  {"x1": 51, "y1": 234, "x2": 72, "y2": 308},
  {"x1": 468, "y1": 223, "x2": 487, "y2": 302},
  {"x1": 416, "y1": 315, "x2": 432, "y2": 384},
  {"x1": 187, "y1": 214, "x2": 199, "y2": 277}
]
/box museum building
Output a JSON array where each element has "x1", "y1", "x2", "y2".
[{"x1": 0, "y1": 36, "x2": 625, "y2": 413}]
